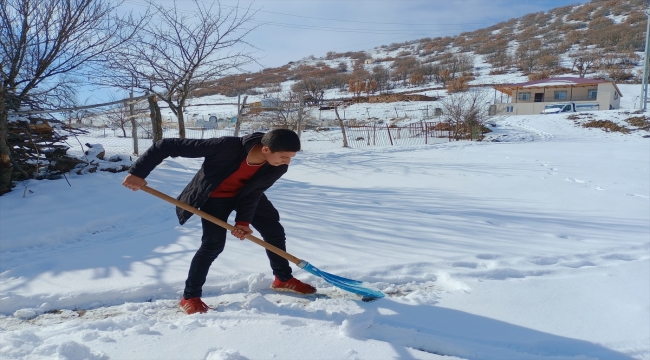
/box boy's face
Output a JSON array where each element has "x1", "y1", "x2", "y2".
[{"x1": 261, "y1": 146, "x2": 296, "y2": 166}]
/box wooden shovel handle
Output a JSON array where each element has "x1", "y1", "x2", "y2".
[{"x1": 140, "y1": 185, "x2": 302, "y2": 265}]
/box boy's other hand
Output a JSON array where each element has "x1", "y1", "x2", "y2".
[
  {"x1": 122, "y1": 174, "x2": 147, "y2": 191},
  {"x1": 231, "y1": 224, "x2": 253, "y2": 240}
]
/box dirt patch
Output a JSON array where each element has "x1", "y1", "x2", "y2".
[
  {"x1": 625, "y1": 116, "x2": 650, "y2": 131},
  {"x1": 582, "y1": 120, "x2": 631, "y2": 133}
]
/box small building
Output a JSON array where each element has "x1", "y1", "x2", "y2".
[
  {"x1": 493, "y1": 77, "x2": 622, "y2": 115},
  {"x1": 194, "y1": 115, "x2": 220, "y2": 128},
  {"x1": 364, "y1": 58, "x2": 375, "y2": 65}
]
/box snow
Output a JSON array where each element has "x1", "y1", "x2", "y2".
[{"x1": 1, "y1": 106, "x2": 648, "y2": 359}]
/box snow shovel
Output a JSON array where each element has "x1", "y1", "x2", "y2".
[{"x1": 141, "y1": 185, "x2": 385, "y2": 301}]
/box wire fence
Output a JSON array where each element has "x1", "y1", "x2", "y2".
[
  {"x1": 61, "y1": 120, "x2": 451, "y2": 158},
  {"x1": 345, "y1": 122, "x2": 450, "y2": 148}
]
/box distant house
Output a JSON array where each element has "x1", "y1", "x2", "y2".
[
  {"x1": 194, "y1": 115, "x2": 220, "y2": 128},
  {"x1": 493, "y1": 77, "x2": 622, "y2": 115}
]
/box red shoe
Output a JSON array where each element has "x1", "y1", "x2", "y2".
[
  {"x1": 270, "y1": 277, "x2": 316, "y2": 295},
  {"x1": 179, "y1": 297, "x2": 209, "y2": 314}
]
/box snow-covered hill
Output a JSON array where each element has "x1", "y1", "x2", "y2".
[
  {"x1": 1, "y1": 107, "x2": 648, "y2": 359},
  {"x1": 195, "y1": 0, "x2": 646, "y2": 104}
]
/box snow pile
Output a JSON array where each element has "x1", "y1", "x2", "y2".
[{"x1": 73, "y1": 143, "x2": 132, "y2": 174}]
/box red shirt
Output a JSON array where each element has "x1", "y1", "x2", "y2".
[{"x1": 209, "y1": 159, "x2": 264, "y2": 198}]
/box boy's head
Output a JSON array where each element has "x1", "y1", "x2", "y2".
[
  {"x1": 261, "y1": 129, "x2": 301, "y2": 152},
  {"x1": 260, "y1": 129, "x2": 300, "y2": 166}
]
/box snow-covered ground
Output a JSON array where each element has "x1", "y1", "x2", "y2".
[{"x1": 1, "y1": 107, "x2": 649, "y2": 359}]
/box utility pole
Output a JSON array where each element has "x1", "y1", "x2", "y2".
[{"x1": 641, "y1": 3, "x2": 650, "y2": 111}]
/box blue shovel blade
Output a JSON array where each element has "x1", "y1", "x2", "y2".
[{"x1": 298, "y1": 261, "x2": 385, "y2": 302}]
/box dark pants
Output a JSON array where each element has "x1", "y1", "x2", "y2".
[{"x1": 183, "y1": 195, "x2": 292, "y2": 299}]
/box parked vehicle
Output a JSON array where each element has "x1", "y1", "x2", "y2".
[
  {"x1": 541, "y1": 102, "x2": 600, "y2": 114},
  {"x1": 541, "y1": 103, "x2": 575, "y2": 114},
  {"x1": 575, "y1": 103, "x2": 600, "y2": 111}
]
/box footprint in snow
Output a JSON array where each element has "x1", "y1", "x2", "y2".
[
  {"x1": 562, "y1": 261, "x2": 596, "y2": 268},
  {"x1": 467, "y1": 268, "x2": 552, "y2": 280},
  {"x1": 476, "y1": 254, "x2": 500, "y2": 260},
  {"x1": 601, "y1": 254, "x2": 637, "y2": 261},
  {"x1": 566, "y1": 178, "x2": 586, "y2": 183},
  {"x1": 529, "y1": 256, "x2": 559, "y2": 266},
  {"x1": 627, "y1": 193, "x2": 650, "y2": 199},
  {"x1": 280, "y1": 319, "x2": 307, "y2": 327},
  {"x1": 451, "y1": 261, "x2": 478, "y2": 269},
  {"x1": 205, "y1": 348, "x2": 248, "y2": 360}
]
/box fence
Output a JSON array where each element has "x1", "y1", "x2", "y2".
[
  {"x1": 61, "y1": 120, "x2": 451, "y2": 158},
  {"x1": 344, "y1": 122, "x2": 450, "y2": 148}
]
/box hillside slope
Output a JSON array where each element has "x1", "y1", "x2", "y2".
[{"x1": 200, "y1": 0, "x2": 646, "y2": 100}]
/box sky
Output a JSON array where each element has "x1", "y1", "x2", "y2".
[
  {"x1": 85, "y1": 0, "x2": 591, "y2": 105},
  {"x1": 120, "y1": 0, "x2": 590, "y2": 71}
]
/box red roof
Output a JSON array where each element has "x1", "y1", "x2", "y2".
[
  {"x1": 495, "y1": 77, "x2": 622, "y2": 96},
  {"x1": 504, "y1": 77, "x2": 608, "y2": 87}
]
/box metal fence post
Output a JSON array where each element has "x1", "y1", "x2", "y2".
[
  {"x1": 373, "y1": 124, "x2": 376, "y2": 145},
  {"x1": 424, "y1": 122, "x2": 428, "y2": 145},
  {"x1": 386, "y1": 124, "x2": 394, "y2": 145}
]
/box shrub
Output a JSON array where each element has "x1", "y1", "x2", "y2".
[
  {"x1": 446, "y1": 74, "x2": 472, "y2": 93},
  {"x1": 607, "y1": 67, "x2": 634, "y2": 82},
  {"x1": 528, "y1": 71, "x2": 551, "y2": 81},
  {"x1": 582, "y1": 120, "x2": 630, "y2": 133},
  {"x1": 625, "y1": 116, "x2": 650, "y2": 130}
]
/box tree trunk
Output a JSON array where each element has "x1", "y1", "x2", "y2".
[
  {"x1": 148, "y1": 95, "x2": 163, "y2": 142},
  {"x1": 174, "y1": 105, "x2": 185, "y2": 139},
  {"x1": 334, "y1": 107, "x2": 349, "y2": 148},
  {"x1": 0, "y1": 87, "x2": 13, "y2": 195},
  {"x1": 130, "y1": 92, "x2": 138, "y2": 155}
]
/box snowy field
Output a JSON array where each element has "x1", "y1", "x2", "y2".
[{"x1": 1, "y1": 108, "x2": 649, "y2": 359}]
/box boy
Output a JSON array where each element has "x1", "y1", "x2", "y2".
[{"x1": 122, "y1": 129, "x2": 316, "y2": 314}]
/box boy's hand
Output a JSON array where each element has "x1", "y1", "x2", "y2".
[
  {"x1": 122, "y1": 174, "x2": 147, "y2": 191},
  {"x1": 231, "y1": 224, "x2": 253, "y2": 240}
]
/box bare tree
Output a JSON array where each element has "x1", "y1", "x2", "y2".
[
  {"x1": 371, "y1": 65, "x2": 391, "y2": 94},
  {"x1": 250, "y1": 91, "x2": 298, "y2": 129},
  {"x1": 104, "y1": 102, "x2": 131, "y2": 138},
  {"x1": 439, "y1": 90, "x2": 490, "y2": 141},
  {"x1": 0, "y1": 0, "x2": 141, "y2": 194},
  {"x1": 486, "y1": 50, "x2": 511, "y2": 74},
  {"x1": 102, "y1": 0, "x2": 256, "y2": 138},
  {"x1": 291, "y1": 78, "x2": 326, "y2": 100},
  {"x1": 569, "y1": 50, "x2": 599, "y2": 78},
  {"x1": 515, "y1": 39, "x2": 543, "y2": 74},
  {"x1": 434, "y1": 53, "x2": 475, "y2": 84}
]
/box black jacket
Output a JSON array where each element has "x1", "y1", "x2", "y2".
[{"x1": 128, "y1": 132, "x2": 287, "y2": 225}]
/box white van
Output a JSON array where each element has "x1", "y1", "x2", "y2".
[
  {"x1": 541, "y1": 102, "x2": 600, "y2": 114},
  {"x1": 541, "y1": 103, "x2": 575, "y2": 114}
]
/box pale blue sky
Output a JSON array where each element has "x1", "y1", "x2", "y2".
[{"x1": 122, "y1": 0, "x2": 590, "y2": 69}]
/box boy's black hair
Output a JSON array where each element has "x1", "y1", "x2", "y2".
[{"x1": 261, "y1": 129, "x2": 301, "y2": 152}]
